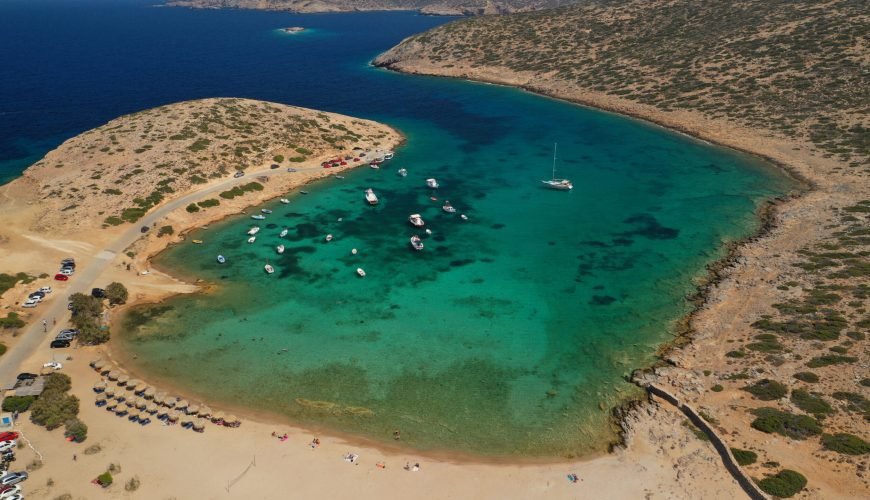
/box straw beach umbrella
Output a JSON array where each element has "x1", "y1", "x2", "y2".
[
  {"x1": 95, "y1": 394, "x2": 107, "y2": 403},
  {"x1": 92, "y1": 359, "x2": 106, "y2": 370},
  {"x1": 135, "y1": 397, "x2": 147, "y2": 410},
  {"x1": 198, "y1": 406, "x2": 213, "y2": 418},
  {"x1": 192, "y1": 418, "x2": 206, "y2": 432},
  {"x1": 180, "y1": 414, "x2": 193, "y2": 425},
  {"x1": 143, "y1": 386, "x2": 156, "y2": 399},
  {"x1": 99, "y1": 366, "x2": 112, "y2": 376},
  {"x1": 128, "y1": 409, "x2": 140, "y2": 420},
  {"x1": 164, "y1": 396, "x2": 177, "y2": 408},
  {"x1": 127, "y1": 379, "x2": 141, "y2": 391},
  {"x1": 167, "y1": 410, "x2": 180, "y2": 422},
  {"x1": 146, "y1": 402, "x2": 158, "y2": 414},
  {"x1": 104, "y1": 386, "x2": 116, "y2": 397},
  {"x1": 224, "y1": 415, "x2": 239, "y2": 427},
  {"x1": 125, "y1": 399, "x2": 136, "y2": 408},
  {"x1": 93, "y1": 381, "x2": 106, "y2": 392},
  {"x1": 176, "y1": 399, "x2": 189, "y2": 411},
  {"x1": 107, "y1": 370, "x2": 120, "y2": 381},
  {"x1": 153, "y1": 392, "x2": 166, "y2": 405},
  {"x1": 212, "y1": 411, "x2": 226, "y2": 424},
  {"x1": 186, "y1": 404, "x2": 200, "y2": 415},
  {"x1": 117, "y1": 374, "x2": 130, "y2": 385},
  {"x1": 156, "y1": 407, "x2": 169, "y2": 417},
  {"x1": 115, "y1": 390, "x2": 128, "y2": 402},
  {"x1": 106, "y1": 402, "x2": 117, "y2": 411}
]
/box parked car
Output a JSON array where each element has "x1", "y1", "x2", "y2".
[
  {"x1": 0, "y1": 472, "x2": 27, "y2": 486},
  {"x1": 28, "y1": 292, "x2": 44, "y2": 300},
  {"x1": 42, "y1": 361, "x2": 62, "y2": 370},
  {"x1": 233, "y1": 171, "x2": 245, "y2": 178},
  {"x1": 140, "y1": 226, "x2": 149, "y2": 233},
  {"x1": 21, "y1": 300, "x2": 38, "y2": 308},
  {"x1": 0, "y1": 444, "x2": 14, "y2": 455},
  {"x1": 38, "y1": 286, "x2": 52, "y2": 294},
  {"x1": 15, "y1": 373, "x2": 35, "y2": 381},
  {"x1": 61, "y1": 258, "x2": 75, "y2": 267},
  {"x1": 50, "y1": 340, "x2": 71, "y2": 349},
  {"x1": 59, "y1": 268, "x2": 74, "y2": 276},
  {"x1": 53, "y1": 274, "x2": 69, "y2": 281},
  {"x1": 59, "y1": 328, "x2": 79, "y2": 336},
  {"x1": 287, "y1": 167, "x2": 297, "y2": 172},
  {"x1": 270, "y1": 164, "x2": 279, "y2": 169},
  {"x1": 0, "y1": 485, "x2": 20, "y2": 499},
  {"x1": 91, "y1": 288, "x2": 106, "y2": 298},
  {"x1": 0, "y1": 433, "x2": 18, "y2": 443}
]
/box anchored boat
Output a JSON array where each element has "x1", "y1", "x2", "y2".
[
  {"x1": 247, "y1": 227, "x2": 260, "y2": 236},
  {"x1": 442, "y1": 201, "x2": 456, "y2": 213},
  {"x1": 276, "y1": 244, "x2": 285, "y2": 254},
  {"x1": 364, "y1": 188, "x2": 379, "y2": 205},
  {"x1": 216, "y1": 255, "x2": 226, "y2": 264},
  {"x1": 408, "y1": 214, "x2": 425, "y2": 227},
  {"x1": 410, "y1": 235, "x2": 424, "y2": 251},
  {"x1": 426, "y1": 178, "x2": 439, "y2": 189},
  {"x1": 541, "y1": 143, "x2": 573, "y2": 191}
]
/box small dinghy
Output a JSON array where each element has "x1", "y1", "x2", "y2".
[
  {"x1": 460, "y1": 214, "x2": 468, "y2": 221},
  {"x1": 325, "y1": 234, "x2": 334, "y2": 242},
  {"x1": 442, "y1": 201, "x2": 456, "y2": 213},
  {"x1": 261, "y1": 209, "x2": 272, "y2": 214},
  {"x1": 248, "y1": 227, "x2": 260, "y2": 235},
  {"x1": 192, "y1": 239, "x2": 203, "y2": 244},
  {"x1": 276, "y1": 244, "x2": 285, "y2": 254},
  {"x1": 425, "y1": 229, "x2": 432, "y2": 235},
  {"x1": 279, "y1": 198, "x2": 290, "y2": 204},
  {"x1": 410, "y1": 235, "x2": 424, "y2": 251},
  {"x1": 426, "y1": 178, "x2": 439, "y2": 189},
  {"x1": 247, "y1": 236, "x2": 256, "y2": 244},
  {"x1": 365, "y1": 188, "x2": 379, "y2": 205},
  {"x1": 216, "y1": 255, "x2": 226, "y2": 264},
  {"x1": 264, "y1": 264, "x2": 274, "y2": 274},
  {"x1": 356, "y1": 268, "x2": 366, "y2": 277},
  {"x1": 279, "y1": 228, "x2": 289, "y2": 238},
  {"x1": 397, "y1": 168, "x2": 407, "y2": 177},
  {"x1": 351, "y1": 248, "x2": 358, "y2": 255},
  {"x1": 408, "y1": 214, "x2": 425, "y2": 227},
  {"x1": 251, "y1": 214, "x2": 266, "y2": 220}
]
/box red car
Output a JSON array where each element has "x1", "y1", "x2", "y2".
[
  {"x1": 54, "y1": 273, "x2": 69, "y2": 281},
  {"x1": 0, "y1": 432, "x2": 18, "y2": 442}
]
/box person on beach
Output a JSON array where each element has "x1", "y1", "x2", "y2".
[
  {"x1": 42, "y1": 319, "x2": 47, "y2": 332},
  {"x1": 376, "y1": 462, "x2": 386, "y2": 469},
  {"x1": 393, "y1": 430, "x2": 401, "y2": 441}
]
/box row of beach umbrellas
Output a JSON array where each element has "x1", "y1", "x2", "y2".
[{"x1": 91, "y1": 359, "x2": 240, "y2": 426}]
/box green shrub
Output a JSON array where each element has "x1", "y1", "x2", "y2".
[
  {"x1": 725, "y1": 350, "x2": 746, "y2": 358},
  {"x1": 185, "y1": 203, "x2": 200, "y2": 213},
  {"x1": 2, "y1": 396, "x2": 35, "y2": 412},
  {"x1": 793, "y1": 371, "x2": 819, "y2": 383},
  {"x1": 0, "y1": 312, "x2": 25, "y2": 329},
  {"x1": 157, "y1": 225, "x2": 174, "y2": 237},
  {"x1": 120, "y1": 207, "x2": 147, "y2": 223},
  {"x1": 0, "y1": 272, "x2": 34, "y2": 297},
  {"x1": 757, "y1": 469, "x2": 807, "y2": 498},
  {"x1": 806, "y1": 354, "x2": 858, "y2": 368},
  {"x1": 30, "y1": 392, "x2": 79, "y2": 430},
  {"x1": 103, "y1": 216, "x2": 123, "y2": 226},
  {"x1": 831, "y1": 392, "x2": 870, "y2": 413},
  {"x1": 750, "y1": 408, "x2": 821, "y2": 440},
  {"x1": 790, "y1": 389, "x2": 833, "y2": 416},
  {"x1": 197, "y1": 198, "x2": 220, "y2": 208},
  {"x1": 105, "y1": 282, "x2": 128, "y2": 306},
  {"x1": 273, "y1": 155, "x2": 284, "y2": 163},
  {"x1": 0, "y1": 343, "x2": 5, "y2": 356},
  {"x1": 821, "y1": 433, "x2": 870, "y2": 455},
  {"x1": 743, "y1": 379, "x2": 788, "y2": 400},
  {"x1": 730, "y1": 447, "x2": 757, "y2": 465},
  {"x1": 64, "y1": 418, "x2": 88, "y2": 442},
  {"x1": 711, "y1": 384, "x2": 724, "y2": 392}
]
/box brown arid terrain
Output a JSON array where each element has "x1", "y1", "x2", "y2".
[
  {"x1": 375, "y1": 0, "x2": 869, "y2": 497},
  {"x1": 165, "y1": 0, "x2": 578, "y2": 16}
]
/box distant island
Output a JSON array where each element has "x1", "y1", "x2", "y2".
[
  {"x1": 280, "y1": 26, "x2": 305, "y2": 34},
  {"x1": 165, "y1": 0, "x2": 577, "y2": 16}
]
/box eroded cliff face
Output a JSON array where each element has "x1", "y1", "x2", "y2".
[{"x1": 165, "y1": 0, "x2": 578, "y2": 16}]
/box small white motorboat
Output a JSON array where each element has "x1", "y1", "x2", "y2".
[
  {"x1": 369, "y1": 163, "x2": 380, "y2": 170},
  {"x1": 264, "y1": 264, "x2": 274, "y2": 274},
  {"x1": 383, "y1": 152, "x2": 394, "y2": 160},
  {"x1": 261, "y1": 209, "x2": 273, "y2": 214},
  {"x1": 426, "y1": 178, "x2": 439, "y2": 189},
  {"x1": 325, "y1": 234, "x2": 334, "y2": 242},
  {"x1": 251, "y1": 214, "x2": 266, "y2": 220},
  {"x1": 248, "y1": 227, "x2": 261, "y2": 235},
  {"x1": 356, "y1": 268, "x2": 366, "y2": 277},
  {"x1": 335, "y1": 175, "x2": 345, "y2": 179},
  {"x1": 351, "y1": 248, "x2": 358, "y2": 255},
  {"x1": 247, "y1": 236, "x2": 256, "y2": 244},
  {"x1": 408, "y1": 214, "x2": 425, "y2": 227},
  {"x1": 425, "y1": 229, "x2": 432, "y2": 235},
  {"x1": 442, "y1": 201, "x2": 457, "y2": 213},
  {"x1": 397, "y1": 168, "x2": 407, "y2": 177},
  {"x1": 364, "y1": 188, "x2": 379, "y2": 205},
  {"x1": 216, "y1": 255, "x2": 226, "y2": 264},
  {"x1": 280, "y1": 198, "x2": 290, "y2": 204},
  {"x1": 460, "y1": 214, "x2": 468, "y2": 221},
  {"x1": 276, "y1": 244, "x2": 285, "y2": 254},
  {"x1": 410, "y1": 235, "x2": 424, "y2": 251},
  {"x1": 279, "y1": 228, "x2": 289, "y2": 238}
]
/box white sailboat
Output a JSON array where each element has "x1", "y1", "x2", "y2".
[{"x1": 541, "y1": 143, "x2": 573, "y2": 190}]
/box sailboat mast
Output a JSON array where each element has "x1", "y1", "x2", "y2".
[{"x1": 553, "y1": 142, "x2": 558, "y2": 180}]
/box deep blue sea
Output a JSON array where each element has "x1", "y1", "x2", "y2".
[{"x1": 0, "y1": 0, "x2": 793, "y2": 457}]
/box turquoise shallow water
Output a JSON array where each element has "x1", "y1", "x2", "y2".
[
  {"x1": 122, "y1": 94, "x2": 791, "y2": 457},
  {"x1": 0, "y1": 0, "x2": 793, "y2": 457}
]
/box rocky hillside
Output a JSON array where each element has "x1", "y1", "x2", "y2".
[
  {"x1": 376, "y1": 0, "x2": 868, "y2": 165},
  {"x1": 22, "y1": 98, "x2": 396, "y2": 232},
  {"x1": 165, "y1": 0, "x2": 578, "y2": 16}
]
